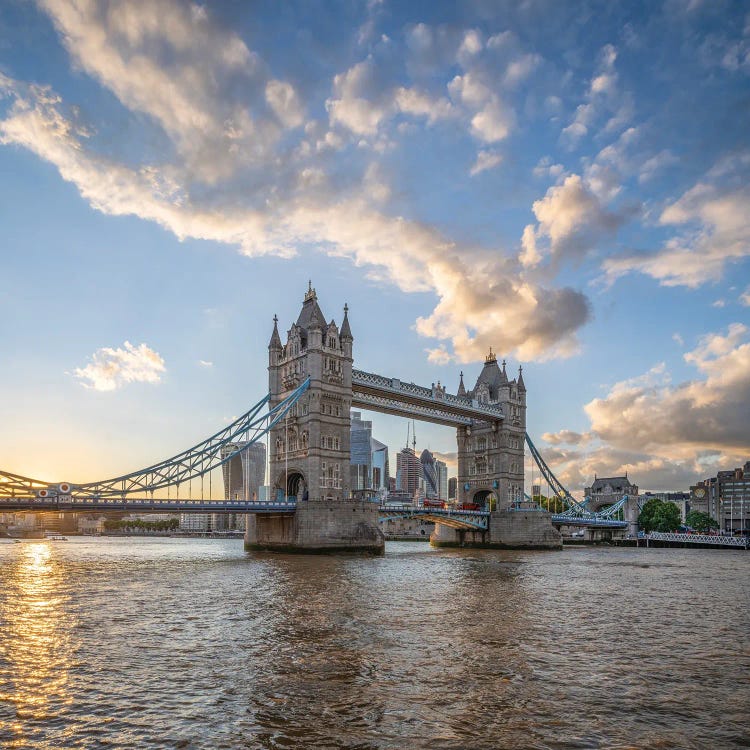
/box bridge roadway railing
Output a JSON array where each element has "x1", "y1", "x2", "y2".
[
  {"x1": 647, "y1": 531, "x2": 749, "y2": 548},
  {"x1": 352, "y1": 369, "x2": 504, "y2": 426},
  {"x1": 550, "y1": 513, "x2": 628, "y2": 528}
]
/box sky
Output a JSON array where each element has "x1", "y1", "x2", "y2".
[{"x1": 1, "y1": 0, "x2": 749, "y2": 495}]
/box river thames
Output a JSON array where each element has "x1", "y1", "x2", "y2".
[{"x1": 0, "y1": 538, "x2": 747, "y2": 749}]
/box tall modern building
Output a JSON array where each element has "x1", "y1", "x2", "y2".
[
  {"x1": 371, "y1": 437, "x2": 389, "y2": 492},
  {"x1": 396, "y1": 447, "x2": 422, "y2": 499},
  {"x1": 218, "y1": 441, "x2": 266, "y2": 530},
  {"x1": 222, "y1": 442, "x2": 267, "y2": 501},
  {"x1": 435, "y1": 459, "x2": 448, "y2": 501},
  {"x1": 448, "y1": 477, "x2": 457, "y2": 500},
  {"x1": 350, "y1": 411, "x2": 390, "y2": 495},
  {"x1": 420, "y1": 449, "x2": 438, "y2": 498},
  {"x1": 350, "y1": 411, "x2": 373, "y2": 491}
]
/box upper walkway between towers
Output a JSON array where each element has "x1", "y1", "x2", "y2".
[{"x1": 351, "y1": 369, "x2": 504, "y2": 426}]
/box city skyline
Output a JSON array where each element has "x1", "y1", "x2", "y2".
[{"x1": 1, "y1": 1, "x2": 748, "y2": 493}]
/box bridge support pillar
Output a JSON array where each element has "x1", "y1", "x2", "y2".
[
  {"x1": 429, "y1": 522, "x2": 487, "y2": 547},
  {"x1": 486, "y1": 510, "x2": 562, "y2": 549},
  {"x1": 245, "y1": 500, "x2": 384, "y2": 554}
]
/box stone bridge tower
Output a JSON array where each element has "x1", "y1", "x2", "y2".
[
  {"x1": 456, "y1": 351, "x2": 526, "y2": 510},
  {"x1": 246, "y1": 284, "x2": 383, "y2": 553},
  {"x1": 267, "y1": 283, "x2": 353, "y2": 503}
]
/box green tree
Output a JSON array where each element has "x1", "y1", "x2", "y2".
[
  {"x1": 639, "y1": 498, "x2": 682, "y2": 533},
  {"x1": 534, "y1": 495, "x2": 565, "y2": 513},
  {"x1": 685, "y1": 510, "x2": 718, "y2": 533}
]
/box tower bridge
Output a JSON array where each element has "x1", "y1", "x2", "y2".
[{"x1": 0, "y1": 285, "x2": 622, "y2": 552}]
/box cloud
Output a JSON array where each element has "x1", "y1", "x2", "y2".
[
  {"x1": 585, "y1": 324, "x2": 750, "y2": 456},
  {"x1": 533, "y1": 157, "x2": 564, "y2": 179},
  {"x1": 741, "y1": 286, "x2": 750, "y2": 306},
  {"x1": 0, "y1": 5, "x2": 595, "y2": 366},
  {"x1": 74, "y1": 342, "x2": 165, "y2": 391},
  {"x1": 469, "y1": 149, "x2": 502, "y2": 176},
  {"x1": 602, "y1": 155, "x2": 750, "y2": 287},
  {"x1": 265, "y1": 80, "x2": 305, "y2": 128},
  {"x1": 520, "y1": 174, "x2": 626, "y2": 267},
  {"x1": 36, "y1": 0, "x2": 265, "y2": 183},
  {"x1": 448, "y1": 72, "x2": 514, "y2": 143},
  {"x1": 532, "y1": 325, "x2": 750, "y2": 491},
  {"x1": 561, "y1": 44, "x2": 628, "y2": 147},
  {"x1": 541, "y1": 430, "x2": 594, "y2": 446},
  {"x1": 198, "y1": 360, "x2": 213, "y2": 368},
  {"x1": 326, "y1": 56, "x2": 454, "y2": 138}
]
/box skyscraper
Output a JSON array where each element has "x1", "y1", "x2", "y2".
[
  {"x1": 421, "y1": 449, "x2": 439, "y2": 498},
  {"x1": 435, "y1": 459, "x2": 448, "y2": 501},
  {"x1": 371, "y1": 437, "x2": 389, "y2": 492},
  {"x1": 396, "y1": 447, "x2": 422, "y2": 499},
  {"x1": 350, "y1": 411, "x2": 373, "y2": 490},
  {"x1": 219, "y1": 441, "x2": 267, "y2": 530}
]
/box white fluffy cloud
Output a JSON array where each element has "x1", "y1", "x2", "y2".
[
  {"x1": 520, "y1": 174, "x2": 625, "y2": 267},
  {"x1": 0, "y1": 4, "x2": 593, "y2": 365},
  {"x1": 469, "y1": 149, "x2": 502, "y2": 176},
  {"x1": 603, "y1": 156, "x2": 750, "y2": 287},
  {"x1": 36, "y1": 0, "x2": 268, "y2": 183},
  {"x1": 326, "y1": 56, "x2": 454, "y2": 137},
  {"x1": 74, "y1": 342, "x2": 166, "y2": 391},
  {"x1": 561, "y1": 44, "x2": 629, "y2": 147},
  {"x1": 585, "y1": 324, "x2": 750, "y2": 456},
  {"x1": 535, "y1": 324, "x2": 750, "y2": 491}
]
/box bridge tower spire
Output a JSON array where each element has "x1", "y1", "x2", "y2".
[{"x1": 457, "y1": 371, "x2": 466, "y2": 397}]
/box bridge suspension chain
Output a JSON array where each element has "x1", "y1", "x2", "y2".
[
  {"x1": 0, "y1": 378, "x2": 311, "y2": 500},
  {"x1": 525, "y1": 433, "x2": 627, "y2": 522}
]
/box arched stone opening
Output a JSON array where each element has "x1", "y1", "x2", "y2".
[
  {"x1": 274, "y1": 470, "x2": 307, "y2": 502},
  {"x1": 472, "y1": 489, "x2": 497, "y2": 511}
]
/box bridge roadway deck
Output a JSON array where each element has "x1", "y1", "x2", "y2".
[
  {"x1": 351, "y1": 369, "x2": 504, "y2": 426},
  {"x1": 0, "y1": 498, "x2": 299, "y2": 514},
  {"x1": 0, "y1": 497, "x2": 627, "y2": 530}
]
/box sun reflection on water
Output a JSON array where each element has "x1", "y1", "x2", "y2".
[{"x1": 0, "y1": 542, "x2": 75, "y2": 746}]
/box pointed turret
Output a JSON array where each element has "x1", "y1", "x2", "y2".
[
  {"x1": 296, "y1": 281, "x2": 326, "y2": 331},
  {"x1": 268, "y1": 314, "x2": 282, "y2": 350},
  {"x1": 340, "y1": 303, "x2": 353, "y2": 341},
  {"x1": 517, "y1": 365, "x2": 526, "y2": 391},
  {"x1": 501, "y1": 358, "x2": 508, "y2": 382},
  {"x1": 457, "y1": 371, "x2": 466, "y2": 397}
]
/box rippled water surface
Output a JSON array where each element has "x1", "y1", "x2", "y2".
[{"x1": 0, "y1": 538, "x2": 748, "y2": 749}]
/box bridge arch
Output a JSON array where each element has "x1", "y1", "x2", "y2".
[
  {"x1": 471, "y1": 488, "x2": 498, "y2": 510},
  {"x1": 274, "y1": 468, "x2": 307, "y2": 502}
]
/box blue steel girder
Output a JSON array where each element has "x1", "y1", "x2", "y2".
[
  {"x1": 525, "y1": 433, "x2": 631, "y2": 526},
  {"x1": 0, "y1": 379, "x2": 310, "y2": 500},
  {"x1": 379, "y1": 506, "x2": 489, "y2": 530}
]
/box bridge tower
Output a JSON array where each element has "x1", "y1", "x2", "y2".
[
  {"x1": 267, "y1": 282, "x2": 353, "y2": 503},
  {"x1": 456, "y1": 352, "x2": 526, "y2": 510},
  {"x1": 245, "y1": 284, "x2": 384, "y2": 553}
]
